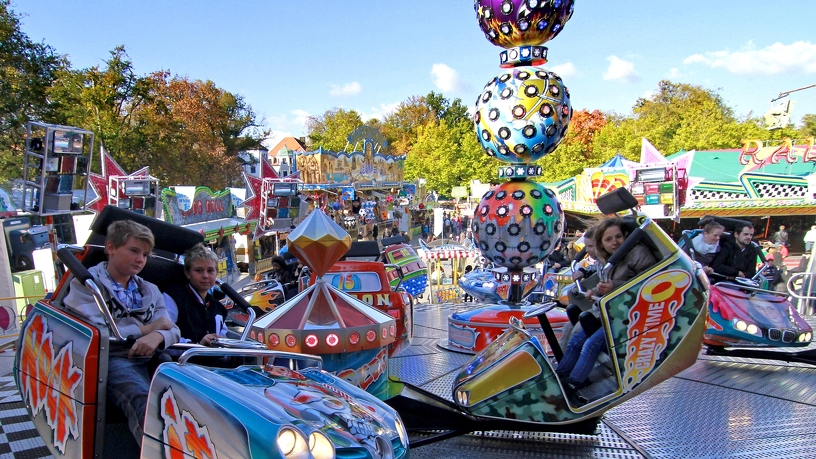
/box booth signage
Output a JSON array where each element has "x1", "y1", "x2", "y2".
[
  {"x1": 162, "y1": 187, "x2": 233, "y2": 225},
  {"x1": 740, "y1": 137, "x2": 816, "y2": 165}
]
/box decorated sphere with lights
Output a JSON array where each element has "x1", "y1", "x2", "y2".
[
  {"x1": 475, "y1": 0, "x2": 575, "y2": 48},
  {"x1": 472, "y1": 181, "x2": 563, "y2": 270},
  {"x1": 474, "y1": 68, "x2": 571, "y2": 163}
]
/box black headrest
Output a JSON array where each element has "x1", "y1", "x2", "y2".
[
  {"x1": 597, "y1": 188, "x2": 638, "y2": 215},
  {"x1": 698, "y1": 215, "x2": 751, "y2": 232},
  {"x1": 88, "y1": 205, "x2": 204, "y2": 255},
  {"x1": 381, "y1": 235, "x2": 408, "y2": 247},
  {"x1": 79, "y1": 245, "x2": 187, "y2": 292},
  {"x1": 342, "y1": 241, "x2": 381, "y2": 259}
]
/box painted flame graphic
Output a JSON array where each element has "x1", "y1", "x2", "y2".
[
  {"x1": 622, "y1": 270, "x2": 692, "y2": 391},
  {"x1": 19, "y1": 315, "x2": 83, "y2": 454},
  {"x1": 160, "y1": 387, "x2": 216, "y2": 459}
]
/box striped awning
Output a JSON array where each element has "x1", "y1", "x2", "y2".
[{"x1": 419, "y1": 249, "x2": 478, "y2": 260}]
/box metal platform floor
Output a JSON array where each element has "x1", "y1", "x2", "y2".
[
  {"x1": 397, "y1": 303, "x2": 816, "y2": 458},
  {"x1": 1, "y1": 305, "x2": 815, "y2": 458}
]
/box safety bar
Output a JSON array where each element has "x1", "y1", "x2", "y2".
[
  {"x1": 787, "y1": 272, "x2": 816, "y2": 300},
  {"x1": 56, "y1": 247, "x2": 125, "y2": 341},
  {"x1": 385, "y1": 263, "x2": 405, "y2": 291},
  {"x1": 716, "y1": 281, "x2": 789, "y2": 297},
  {"x1": 216, "y1": 279, "x2": 256, "y2": 342},
  {"x1": 178, "y1": 348, "x2": 323, "y2": 368}
]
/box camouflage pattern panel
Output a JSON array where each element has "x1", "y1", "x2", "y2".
[
  {"x1": 14, "y1": 301, "x2": 102, "y2": 458},
  {"x1": 600, "y1": 251, "x2": 708, "y2": 395},
  {"x1": 454, "y1": 328, "x2": 590, "y2": 423}
]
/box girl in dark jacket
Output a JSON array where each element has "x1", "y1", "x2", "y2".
[{"x1": 556, "y1": 218, "x2": 656, "y2": 393}]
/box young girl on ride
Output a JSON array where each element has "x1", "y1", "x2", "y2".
[
  {"x1": 556, "y1": 217, "x2": 656, "y2": 396},
  {"x1": 558, "y1": 226, "x2": 598, "y2": 352},
  {"x1": 691, "y1": 221, "x2": 724, "y2": 276}
]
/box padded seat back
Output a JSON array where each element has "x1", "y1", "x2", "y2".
[{"x1": 78, "y1": 246, "x2": 186, "y2": 293}]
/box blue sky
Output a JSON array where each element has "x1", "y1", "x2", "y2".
[{"x1": 11, "y1": 0, "x2": 816, "y2": 149}]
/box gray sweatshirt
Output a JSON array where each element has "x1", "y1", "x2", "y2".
[{"x1": 63, "y1": 263, "x2": 180, "y2": 348}]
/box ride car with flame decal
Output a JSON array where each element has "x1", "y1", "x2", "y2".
[
  {"x1": 387, "y1": 189, "x2": 709, "y2": 435},
  {"x1": 13, "y1": 206, "x2": 409, "y2": 459}
]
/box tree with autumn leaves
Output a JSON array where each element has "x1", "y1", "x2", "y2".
[
  {"x1": 47, "y1": 48, "x2": 266, "y2": 189},
  {"x1": 0, "y1": 2, "x2": 265, "y2": 189}
]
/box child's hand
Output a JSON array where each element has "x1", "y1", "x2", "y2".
[
  {"x1": 129, "y1": 332, "x2": 164, "y2": 358},
  {"x1": 200, "y1": 333, "x2": 221, "y2": 346}
]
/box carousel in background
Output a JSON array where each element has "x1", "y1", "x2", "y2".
[
  {"x1": 249, "y1": 209, "x2": 399, "y2": 400},
  {"x1": 443, "y1": 0, "x2": 573, "y2": 354}
]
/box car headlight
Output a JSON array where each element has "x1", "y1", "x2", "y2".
[
  {"x1": 807, "y1": 332, "x2": 813, "y2": 342},
  {"x1": 309, "y1": 431, "x2": 335, "y2": 459},
  {"x1": 277, "y1": 427, "x2": 309, "y2": 458},
  {"x1": 395, "y1": 418, "x2": 409, "y2": 448},
  {"x1": 733, "y1": 319, "x2": 762, "y2": 337},
  {"x1": 800, "y1": 332, "x2": 812, "y2": 342},
  {"x1": 456, "y1": 389, "x2": 469, "y2": 406}
]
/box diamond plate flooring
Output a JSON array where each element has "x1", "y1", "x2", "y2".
[{"x1": 2, "y1": 306, "x2": 816, "y2": 458}]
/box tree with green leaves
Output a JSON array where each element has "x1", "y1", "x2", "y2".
[
  {"x1": 801, "y1": 114, "x2": 816, "y2": 137},
  {"x1": 47, "y1": 46, "x2": 153, "y2": 173},
  {"x1": 404, "y1": 118, "x2": 493, "y2": 194},
  {"x1": 304, "y1": 108, "x2": 363, "y2": 151},
  {"x1": 0, "y1": 0, "x2": 67, "y2": 182},
  {"x1": 48, "y1": 48, "x2": 265, "y2": 189},
  {"x1": 535, "y1": 109, "x2": 607, "y2": 182}
]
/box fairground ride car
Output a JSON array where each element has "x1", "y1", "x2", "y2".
[
  {"x1": 14, "y1": 206, "x2": 409, "y2": 459},
  {"x1": 386, "y1": 188, "x2": 710, "y2": 442},
  {"x1": 678, "y1": 220, "x2": 813, "y2": 353}
]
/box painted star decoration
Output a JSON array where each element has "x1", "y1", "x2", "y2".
[{"x1": 85, "y1": 149, "x2": 151, "y2": 214}]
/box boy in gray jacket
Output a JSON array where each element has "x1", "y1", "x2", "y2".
[{"x1": 64, "y1": 220, "x2": 179, "y2": 445}]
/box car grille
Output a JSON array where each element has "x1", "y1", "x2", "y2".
[{"x1": 768, "y1": 328, "x2": 798, "y2": 343}]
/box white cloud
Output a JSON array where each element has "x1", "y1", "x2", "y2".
[
  {"x1": 641, "y1": 89, "x2": 655, "y2": 101},
  {"x1": 360, "y1": 102, "x2": 401, "y2": 122},
  {"x1": 603, "y1": 55, "x2": 641, "y2": 83},
  {"x1": 329, "y1": 81, "x2": 362, "y2": 96},
  {"x1": 549, "y1": 62, "x2": 577, "y2": 79},
  {"x1": 431, "y1": 63, "x2": 471, "y2": 93},
  {"x1": 263, "y1": 109, "x2": 312, "y2": 147},
  {"x1": 684, "y1": 41, "x2": 816, "y2": 75},
  {"x1": 667, "y1": 67, "x2": 683, "y2": 78}
]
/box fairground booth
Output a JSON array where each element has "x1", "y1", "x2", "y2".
[
  {"x1": 295, "y1": 126, "x2": 412, "y2": 240},
  {"x1": 241, "y1": 157, "x2": 306, "y2": 277},
  {"x1": 161, "y1": 186, "x2": 255, "y2": 283},
  {"x1": 552, "y1": 138, "x2": 816, "y2": 252}
]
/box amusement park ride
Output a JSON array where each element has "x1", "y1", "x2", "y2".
[{"x1": 15, "y1": 2, "x2": 816, "y2": 458}]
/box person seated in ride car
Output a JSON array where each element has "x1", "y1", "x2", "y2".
[
  {"x1": 547, "y1": 241, "x2": 568, "y2": 273},
  {"x1": 691, "y1": 221, "x2": 724, "y2": 276},
  {"x1": 63, "y1": 220, "x2": 180, "y2": 444},
  {"x1": 571, "y1": 226, "x2": 598, "y2": 282},
  {"x1": 710, "y1": 222, "x2": 764, "y2": 280},
  {"x1": 163, "y1": 243, "x2": 228, "y2": 346},
  {"x1": 558, "y1": 226, "x2": 598, "y2": 352},
  {"x1": 556, "y1": 217, "x2": 656, "y2": 394}
]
